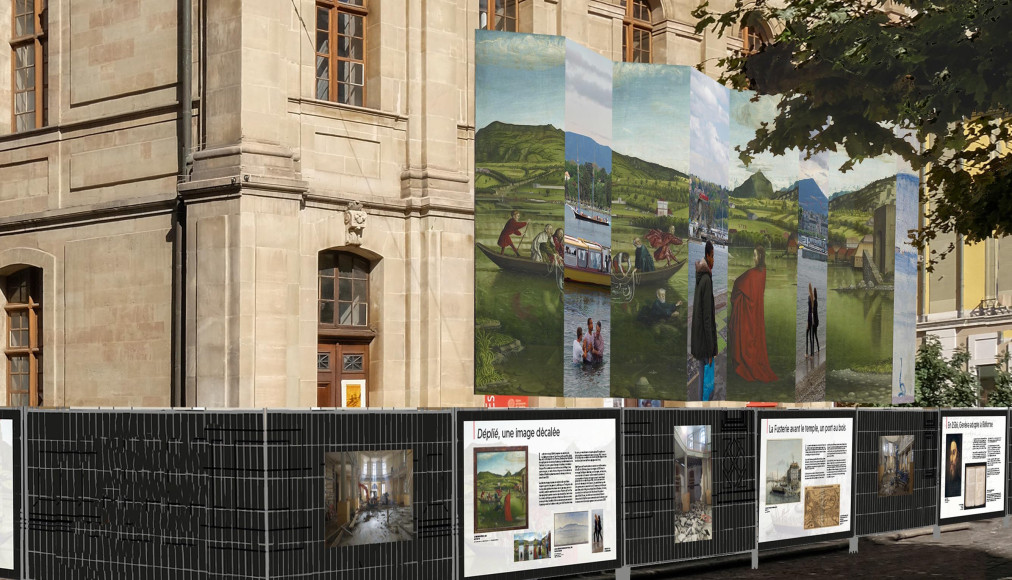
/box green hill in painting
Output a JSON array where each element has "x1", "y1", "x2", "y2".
[
  {"x1": 828, "y1": 175, "x2": 896, "y2": 212},
  {"x1": 732, "y1": 171, "x2": 774, "y2": 199},
  {"x1": 612, "y1": 150, "x2": 688, "y2": 182},
  {"x1": 475, "y1": 122, "x2": 565, "y2": 164}
]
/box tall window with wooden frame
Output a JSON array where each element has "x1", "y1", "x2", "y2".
[
  {"x1": 621, "y1": 0, "x2": 652, "y2": 63},
  {"x1": 741, "y1": 12, "x2": 772, "y2": 56},
  {"x1": 315, "y1": 0, "x2": 366, "y2": 107},
  {"x1": 4, "y1": 268, "x2": 41, "y2": 407},
  {"x1": 478, "y1": 0, "x2": 517, "y2": 32},
  {"x1": 11, "y1": 0, "x2": 46, "y2": 132},
  {"x1": 318, "y1": 251, "x2": 374, "y2": 408}
]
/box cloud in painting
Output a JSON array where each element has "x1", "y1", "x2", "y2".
[
  {"x1": 689, "y1": 69, "x2": 729, "y2": 186},
  {"x1": 565, "y1": 41, "x2": 612, "y2": 147}
]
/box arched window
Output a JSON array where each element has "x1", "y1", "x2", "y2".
[
  {"x1": 622, "y1": 0, "x2": 652, "y2": 63},
  {"x1": 318, "y1": 251, "x2": 374, "y2": 408},
  {"x1": 3, "y1": 267, "x2": 42, "y2": 406},
  {"x1": 479, "y1": 0, "x2": 517, "y2": 32},
  {"x1": 741, "y1": 12, "x2": 772, "y2": 55}
]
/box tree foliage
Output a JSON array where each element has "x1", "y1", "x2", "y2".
[
  {"x1": 692, "y1": 0, "x2": 1012, "y2": 268},
  {"x1": 989, "y1": 349, "x2": 1012, "y2": 407},
  {"x1": 913, "y1": 335, "x2": 979, "y2": 407}
]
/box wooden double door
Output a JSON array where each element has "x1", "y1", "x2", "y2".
[{"x1": 317, "y1": 343, "x2": 368, "y2": 407}]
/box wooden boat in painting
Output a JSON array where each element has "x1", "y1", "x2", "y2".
[
  {"x1": 476, "y1": 242, "x2": 683, "y2": 286},
  {"x1": 476, "y1": 243, "x2": 557, "y2": 276}
]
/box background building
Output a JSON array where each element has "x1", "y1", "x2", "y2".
[
  {"x1": 0, "y1": 0, "x2": 763, "y2": 409},
  {"x1": 918, "y1": 231, "x2": 1012, "y2": 396}
]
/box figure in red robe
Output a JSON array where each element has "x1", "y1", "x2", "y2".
[
  {"x1": 504, "y1": 491, "x2": 512, "y2": 522},
  {"x1": 645, "y1": 225, "x2": 682, "y2": 266},
  {"x1": 497, "y1": 210, "x2": 527, "y2": 256},
  {"x1": 729, "y1": 245, "x2": 778, "y2": 382}
]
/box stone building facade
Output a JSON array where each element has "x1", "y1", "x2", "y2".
[{"x1": 0, "y1": 0, "x2": 757, "y2": 409}]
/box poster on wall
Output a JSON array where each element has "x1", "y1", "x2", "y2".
[
  {"x1": 563, "y1": 41, "x2": 613, "y2": 398},
  {"x1": 474, "y1": 31, "x2": 567, "y2": 398},
  {"x1": 609, "y1": 63, "x2": 691, "y2": 401},
  {"x1": 758, "y1": 413, "x2": 854, "y2": 546},
  {"x1": 460, "y1": 412, "x2": 619, "y2": 578},
  {"x1": 727, "y1": 91, "x2": 799, "y2": 403},
  {"x1": 687, "y1": 69, "x2": 730, "y2": 402},
  {"x1": 939, "y1": 413, "x2": 1007, "y2": 522}
]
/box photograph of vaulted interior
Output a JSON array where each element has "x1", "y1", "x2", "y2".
[
  {"x1": 324, "y1": 450, "x2": 414, "y2": 547},
  {"x1": 878, "y1": 435, "x2": 914, "y2": 497},
  {"x1": 674, "y1": 425, "x2": 713, "y2": 543}
]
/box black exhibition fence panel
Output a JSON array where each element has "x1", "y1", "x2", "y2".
[
  {"x1": 937, "y1": 408, "x2": 1007, "y2": 526},
  {"x1": 265, "y1": 410, "x2": 454, "y2": 580},
  {"x1": 456, "y1": 408, "x2": 622, "y2": 580},
  {"x1": 26, "y1": 409, "x2": 266, "y2": 580},
  {"x1": 623, "y1": 408, "x2": 755, "y2": 566},
  {"x1": 854, "y1": 409, "x2": 938, "y2": 535}
]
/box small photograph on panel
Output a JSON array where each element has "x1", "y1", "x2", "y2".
[
  {"x1": 766, "y1": 438, "x2": 802, "y2": 505},
  {"x1": 324, "y1": 450, "x2": 414, "y2": 548},
  {"x1": 674, "y1": 425, "x2": 713, "y2": 542},
  {"x1": 944, "y1": 434, "x2": 962, "y2": 498},
  {"x1": 554, "y1": 511, "x2": 589, "y2": 546},
  {"x1": 513, "y1": 530, "x2": 552, "y2": 562},
  {"x1": 591, "y1": 509, "x2": 604, "y2": 552},
  {"x1": 878, "y1": 435, "x2": 915, "y2": 497},
  {"x1": 474, "y1": 447, "x2": 529, "y2": 533},
  {"x1": 964, "y1": 463, "x2": 986, "y2": 509},
  {"x1": 803, "y1": 484, "x2": 841, "y2": 529}
]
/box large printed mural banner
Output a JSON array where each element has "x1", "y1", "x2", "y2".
[
  {"x1": 727, "y1": 92, "x2": 799, "y2": 403},
  {"x1": 474, "y1": 32, "x2": 917, "y2": 405}
]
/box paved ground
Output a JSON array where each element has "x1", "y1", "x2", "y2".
[{"x1": 566, "y1": 518, "x2": 1012, "y2": 580}]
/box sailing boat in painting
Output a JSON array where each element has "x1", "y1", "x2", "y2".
[{"x1": 565, "y1": 141, "x2": 610, "y2": 226}]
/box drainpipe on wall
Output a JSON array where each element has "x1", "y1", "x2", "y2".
[{"x1": 173, "y1": 0, "x2": 193, "y2": 408}]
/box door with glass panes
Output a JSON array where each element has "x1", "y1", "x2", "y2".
[{"x1": 317, "y1": 343, "x2": 368, "y2": 407}]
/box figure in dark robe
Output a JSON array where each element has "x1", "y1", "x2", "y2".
[
  {"x1": 646, "y1": 225, "x2": 682, "y2": 266},
  {"x1": 497, "y1": 210, "x2": 527, "y2": 256},
  {"x1": 729, "y1": 245, "x2": 778, "y2": 382},
  {"x1": 633, "y1": 238, "x2": 655, "y2": 272}
]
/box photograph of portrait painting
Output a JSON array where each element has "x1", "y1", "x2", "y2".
[
  {"x1": 766, "y1": 438, "x2": 803, "y2": 505},
  {"x1": 323, "y1": 450, "x2": 414, "y2": 548},
  {"x1": 563, "y1": 41, "x2": 612, "y2": 398},
  {"x1": 0, "y1": 419, "x2": 10, "y2": 570},
  {"x1": 944, "y1": 434, "x2": 962, "y2": 498},
  {"x1": 686, "y1": 69, "x2": 730, "y2": 402},
  {"x1": 474, "y1": 31, "x2": 567, "y2": 397},
  {"x1": 474, "y1": 448, "x2": 529, "y2": 533},
  {"x1": 674, "y1": 425, "x2": 713, "y2": 543},
  {"x1": 825, "y1": 151, "x2": 899, "y2": 404},
  {"x1": 514, "y1": 530, "x2": 552, "y2": 562},
  {"x1": 554, "y1": 511, "x2": 589, "y2": 546},
  {"x1": 892, "y1": 165, "x2": 919, "y2": 404},
  {"x1": 726, "y1": 91, "x2": 799, "y2": 402},
  {"x1": 878, "y1": 435, "x2": 914, "y2": 497},
  {"x1": 795, "y1": 164, "x2": 829, "y2": 402},
  {"x1": 609, "y1": 63, "x2": 690, "y2": 400}
]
